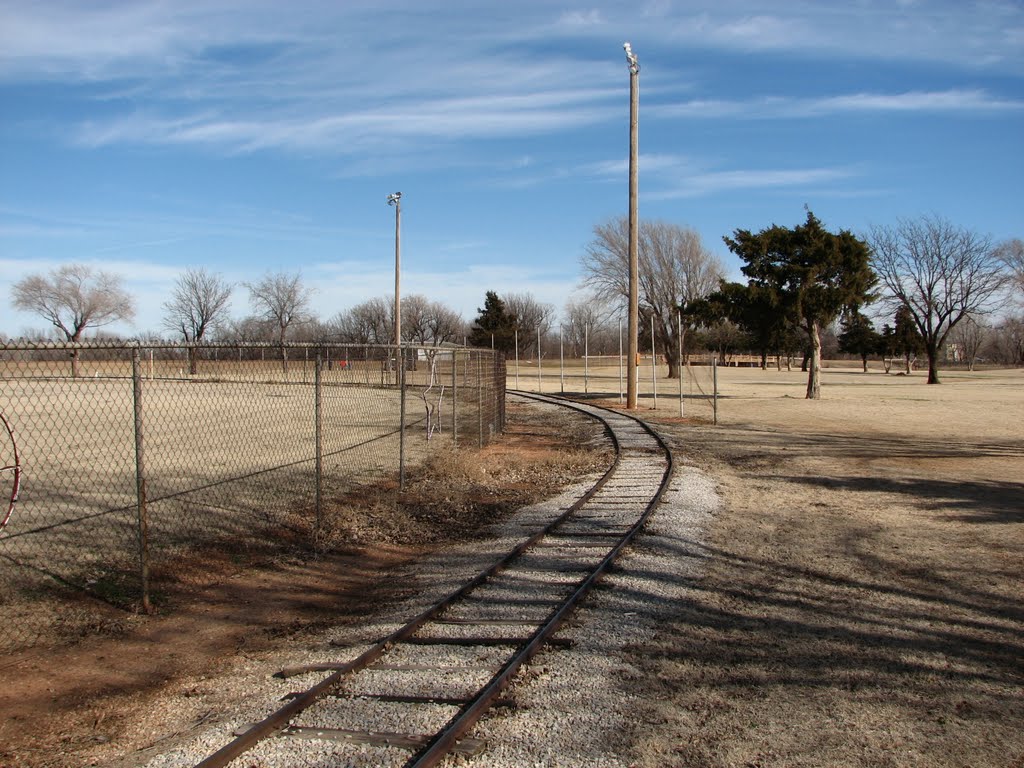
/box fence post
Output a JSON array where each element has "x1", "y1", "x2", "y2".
[
  {"x1": 651, "y1": 314, "x2": 658, "y2": 409},
  {"x1": 497, "y1": 352, "x2": 506, "y2": 432},
  {"x1": 477, "y1": 352, "x2": 483, "y2": 448},
  {"x1": 314, "y1": 351, "x2": 323, "y2": 542},
  {"x1": 537, "y1": 326, "x2": 542, "y2": 393},
  {"x1": 713, "y1": 357, "x2": 719, "y2": 426},
  {"x1": 452, "y1": 350, "x2": 459, "y2": 447},
  {"x1": 585, "y1": 323, "x2": 589, "y2": 395},
  {"x1": 514, "y1": 330, "x2": 519, "y2": 389},
  {"x1": 399, "y1": 346, "x2": 407, "y2": 490},
  {"x1": 678, "y1": 309, "x2": 684, "y2": 419},
  {"x1": 559, "y1": 326, "x2": 564, "y2": 394},
  {"x1": 131, "y1": 347, "x2": 153, "y2": 615},
  {"x1": 618, "y1": 318, "x2": 623, "y2": 405}
]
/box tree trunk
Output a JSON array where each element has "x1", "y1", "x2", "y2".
[
  {"x1": 188, "y1": 346, "x2": 198, "y2": 376},
  {"x1": 926, "y1": 343, "x2": 940, "y2": 384},
  {"x1": 861, "y1": 354, "x2": 868, "y2": 373},
  {"x1": 805, "y1": 322, "x2": 822, "y2": 399},
  {"x1": 68, "y1": 331, "x2": 82, "y2": 378},
  {"x1": 280, "y1": 326, "x2": 289, "y2": 374}
]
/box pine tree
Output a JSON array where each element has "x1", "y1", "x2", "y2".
[
  {"x1": 724, "y1": 209, "x2": 876, "y2": 399},
  {"x1": 838, "y1": 310, "x2": 881, "y2": 372},
  {"x1": 468, "y1": 291, "x2": 516, "y2": 352}
]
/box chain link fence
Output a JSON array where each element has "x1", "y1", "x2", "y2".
[
  {"x1": 0, "y1": 341, "x2": 505, "y2": 652},
  {"x1": 509, "y1": 353, "x2": 720, "y2": 422}
]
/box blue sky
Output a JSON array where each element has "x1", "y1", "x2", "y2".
[{"x1": 2, "y1": 0, "x2": 1022, "y2": 337}]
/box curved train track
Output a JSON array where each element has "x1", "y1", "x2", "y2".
[{"x1": 193, "y1": 392, "x2": 674, "y2": 768}]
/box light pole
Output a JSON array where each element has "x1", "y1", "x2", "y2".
[
  {"x1": 624, "y1": 42, "x2": 640, "y2": 409},
  {"x1": 387, "y1": 192, "x2": 402, "y2": 362}
]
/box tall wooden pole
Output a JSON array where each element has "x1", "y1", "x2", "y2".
[
  {"x1": 388, "y1": 192, "x2": 402, "y2": 375},
  {"x1": 625, "y1": 43, "x2": 640, "y2": 409}
]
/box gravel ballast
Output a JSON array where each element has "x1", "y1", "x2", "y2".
[{"x1": 131, "y1": 417, "x2": 718, "y2": 768}]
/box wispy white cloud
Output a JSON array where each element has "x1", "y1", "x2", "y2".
[
  {"x1": 3, "y1": 1, "x2": 1020, "y2": 172},
  {"x1": 585, "y1": 153, "x2": 697, "y2": 179},
  {"x1": 656, "y1": 2, "x2": 1024, "y2": 72},
  {"x1": 814, "y1": 89, "x2": 1024, "y2": 113},
  {"x1": 653, "y1": 89, "x2": 1024, "y2": 120},
  {"x1": 74, "y1": 89, "x2": 619, "y2": 153},
  {"x1": 572, "y1": 152, "x2": 857, "y2": 198},
  {"x1": 3, "y1": 2, "x2": 1022, "y2": 97},
  {"x1": 654, "y1": 166, "x2": 857, "y2": 199},
  {"x1": 483, "y1": 149, "x2": 854, "y2": 200}
]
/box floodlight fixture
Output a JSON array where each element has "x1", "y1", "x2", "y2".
[
  {"x1": 387, "y1": 191, "x2": 402, "y2": 206},
  {"x1": 623, "y1": 42, "x2": 639, "y2": 74}
]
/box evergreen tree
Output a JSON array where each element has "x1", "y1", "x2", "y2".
[
  {"x1": 468, "y1": 291, "x2": 516, "y2": 352},
  {"x1": 838, "y1": 310, "x2": 881, "y2": 372},
  {"x1": 724, "y1": 209, "x2": 876, "y2": 399}
]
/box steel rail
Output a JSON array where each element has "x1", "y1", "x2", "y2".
[
  {"x1": 192, "y1": 392, "x2": 673, "y2": 768},
  {"x1": 404, "y1": 391, "x2": 674, "y2": 767},
  {"x1": 193, "y1": 393, "x2": 624, "y2": 768}
]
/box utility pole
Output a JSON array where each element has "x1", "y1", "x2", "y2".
[
  {"x1": 624, "y1": 42, "x2": 640, "y2": 409},
  {"x1": 387, "y1": 192, "x2": 402, "y2": 369}
]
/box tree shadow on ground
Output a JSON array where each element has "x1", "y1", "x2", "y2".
[
  {"x1": 627, "y1": 417, "x2": 1024, "y2": 765},
  {"x1": 612, "y1": 531, "x2": 1024, "y2": 768},
  {"x1": 783, "y1": 474, "x2": 1024, "y2": 524}
]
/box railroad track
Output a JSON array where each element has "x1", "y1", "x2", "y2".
[{"x1": 193, "y1": 392, "x2": 674, "y2": 768}]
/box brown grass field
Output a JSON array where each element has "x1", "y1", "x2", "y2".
[
  {"x1": 0, "y1": 361, "x2": 1020, "y2": 767},
  {"x1": 587, "y1": 363, "x2": 1024, "y2": 767}
]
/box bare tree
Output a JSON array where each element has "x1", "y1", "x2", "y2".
[
  {"x1": 949, "y1": 314, "x2": 988, "y2": 371},
  {"x1": 11, "y1": 263, "x2": 135, "y2": 377},
  {"x1": 994, "y1": 237, "x2": 1024, "y2": 299},
  {"x1": 329, "y1": 297, "x2": 392, "y2": 345},
  {"x1": 162, "y1": 268, "x2": 233, "y2": 374},
  {"x1": 219, "y1": 315, "x2": 274, "y2": 344},
  {"x1": 563, "y1": 297, "x2": 608, "y2": 358},
  {"x1": 402, "y1": 295, "x2": 432, "y2": 345},
  {"x1": 421, "y1": 301, "x2": 464, "y2": 346},
  {"x1": 984, "y1": 316, "x2": 1024, "y2": 365},
  {"x1": 504, "y1": 292, "x2": 555, "y2": 358},
  {"x1": 245, "y1": 271, "x2": 314, "y2": 372},
  {"x1": 869, "y1": 215, "x2": 1006, "y2": 384},
  {"x1": 403, "y1": 294, "x2": 465, "y2": 346},
  {"x1": 582, "y1": 217, "x2": 724, "y2": 378}
]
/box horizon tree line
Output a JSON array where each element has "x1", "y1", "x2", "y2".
[{"x1": 9, "y1": 216, "x2": 1021, "y2": 389}]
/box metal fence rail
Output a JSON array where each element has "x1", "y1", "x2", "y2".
[{"x1": 0, "y1": 341, "x2": 505, "y2": 652}]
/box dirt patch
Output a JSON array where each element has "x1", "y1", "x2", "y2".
[
  {"x1": 0, "y1": 398, "x2": 609, "y2": 768},
  {"x1": 623, "y1": 366, "x2": 1024, "y2": 768}
]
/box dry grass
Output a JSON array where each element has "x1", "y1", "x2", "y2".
[
  {"x1": 616, "y1": 365, "x2": 1024, "y2": 768},
  {"x1": 314, "y1": 407, "x2": 610, "y2": 548},
  {"x1": 0, "y1": 398, "x2": 610, "y2": 768}
]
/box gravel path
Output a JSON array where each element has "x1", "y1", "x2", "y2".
[
  {"x1": 456, "y1": 462, "x2": 719, "y2": 767},
  {"x1": 134, "y1": 414, "x2": 719, "y2": 768}
]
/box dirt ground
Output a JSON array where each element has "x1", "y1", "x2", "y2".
[
  {"x1": 0, "y1": 400, "x2": 609, "y2": 768},
  {"x1": 1, "y1": 365, "x2": 1021, "y2": 768},
  {"x1": 621, "y1": 365, "x2": 1024, "y2": 767}
]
